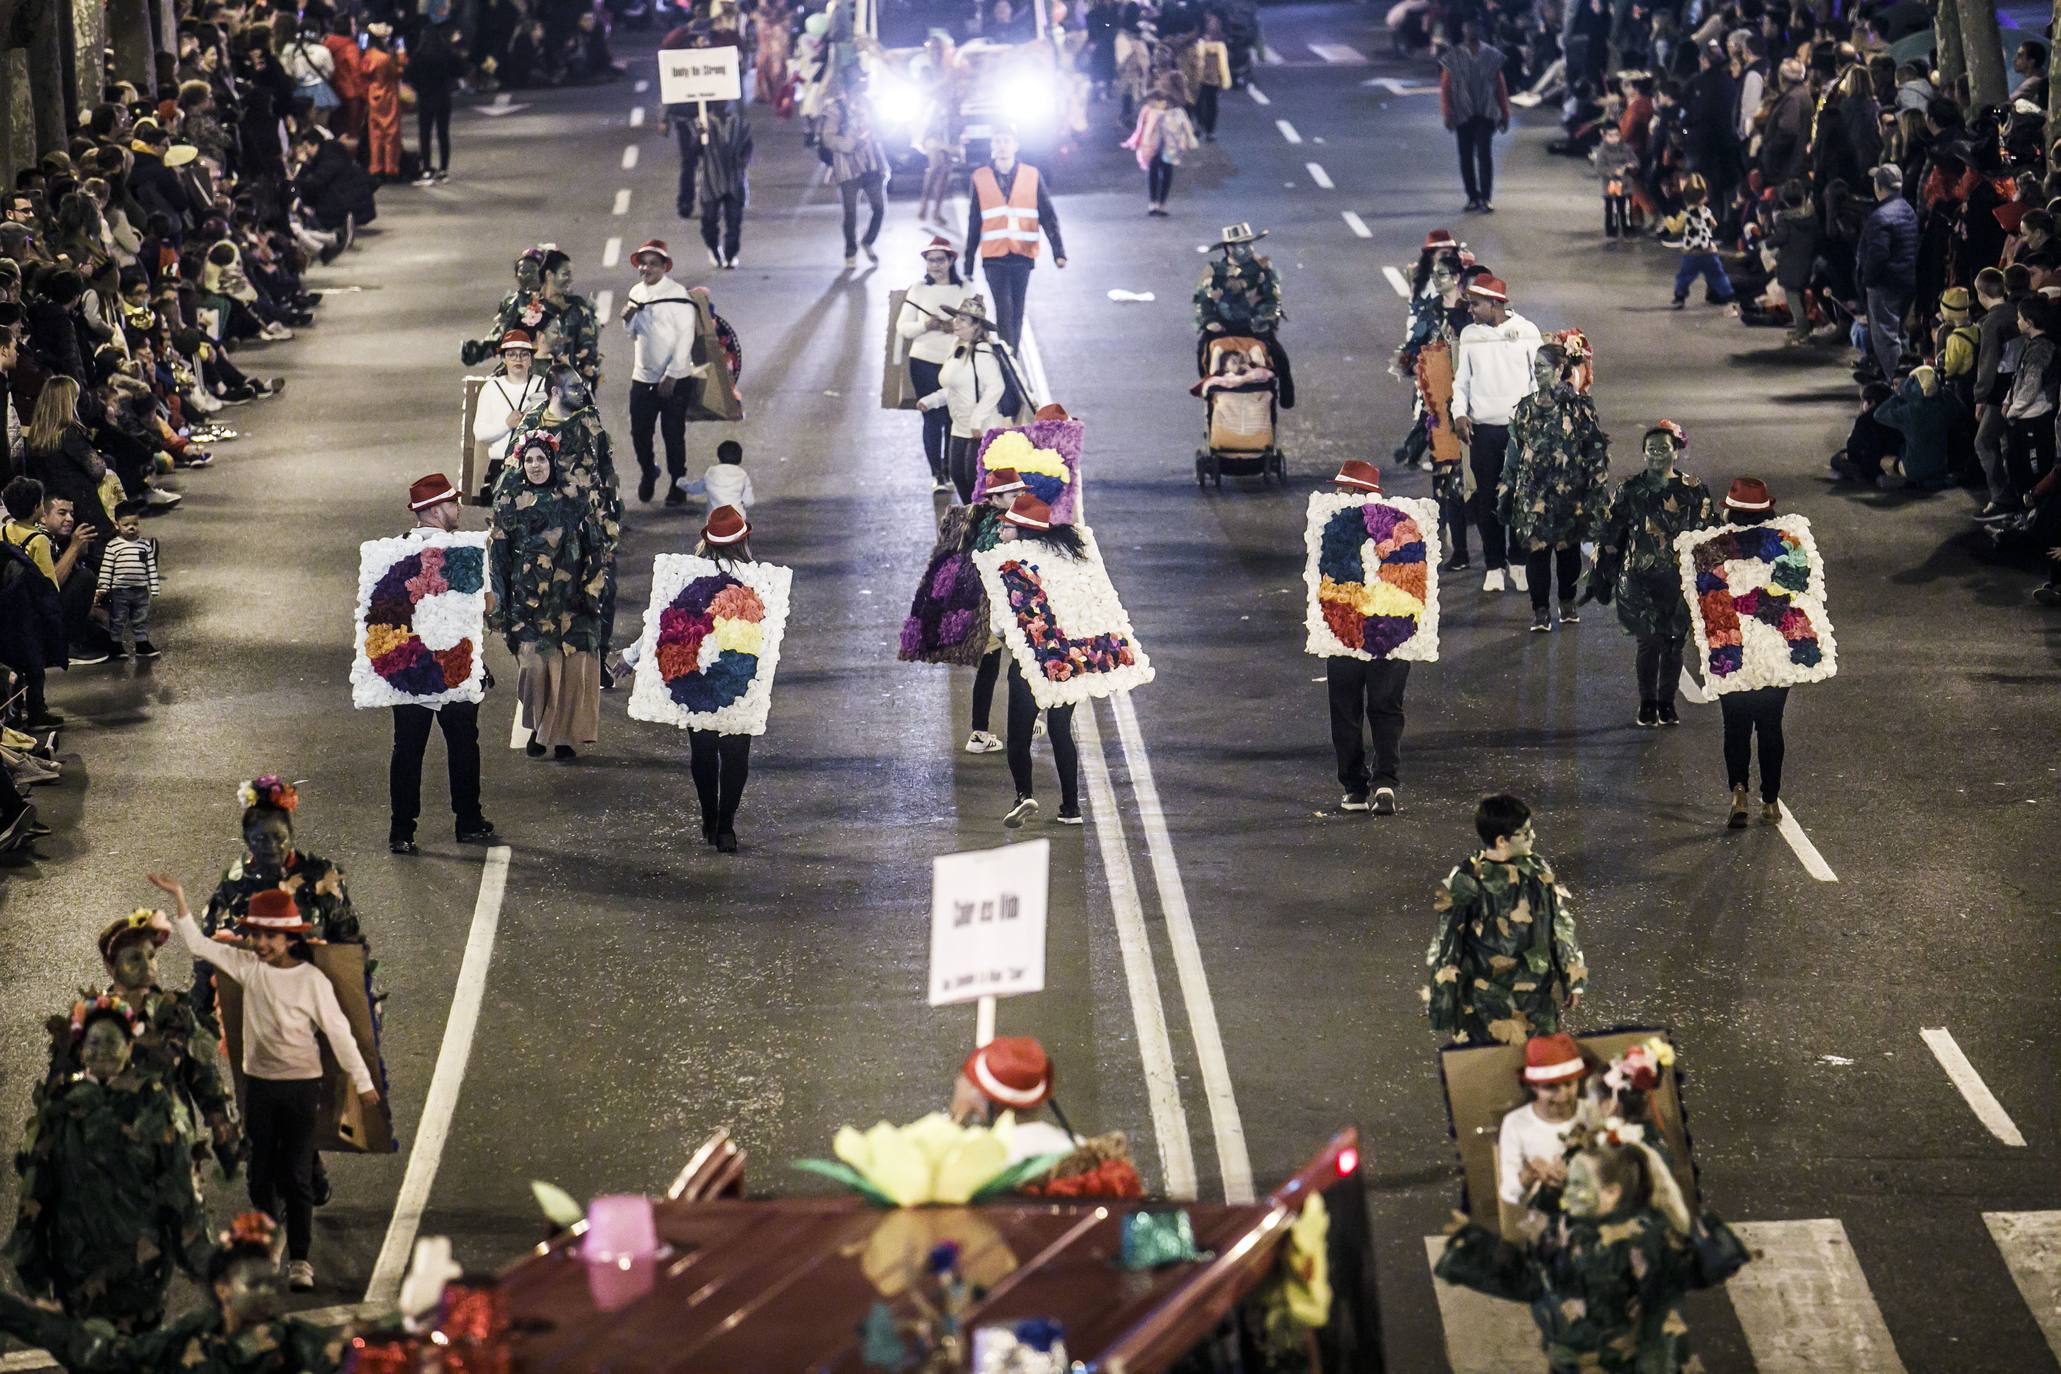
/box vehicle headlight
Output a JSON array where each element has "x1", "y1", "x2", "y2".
[
  {"x1": 1000, "y1": 71, "x2": 1057, "y2": 130},
  {"x1": 872, "y1": 80, "x2": 923, "y2": 129}
]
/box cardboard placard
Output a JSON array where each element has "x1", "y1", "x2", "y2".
[
  {"x1": 1440, "y1": 1028, "x2": 1696, "y2": 1241},
  {"x1": 882, "y1": 288, "x2": 920, "y2": 411},
  {"x1": 928, "y1": 840, "x2": 1049, "y2": 1006},
  {"x1": 684, "y1": 294, "x2": 744, "y2": 423},
  {"x1": 218, "y1": 942, "x2": 395, "y2": 1155},
  {"x1": 460, "y1": 375, "x2": 493, "y2": 505},
  {"x1": 659, "y1": 45, "x2": 742, "y2": 105}
]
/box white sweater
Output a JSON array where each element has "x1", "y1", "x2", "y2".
[
  {"x1": 623, "y1": 277, "x2": 700, "y2": 384},
  {"x1": 1452, "y1": 310, "x2": 1542, "y2": 426},
  {"x1": 897, "y1": 280, "x2": 974, "y2": 366},
  {"x1": 175, "y1": 911, "x2": 374, "y2": 1092},
  {"x1": 923, "y1": 342, "x2": 1008, "y2": 438},
  {"x1": 472, "y1": 373, "x2": 547, "y2": 452}
]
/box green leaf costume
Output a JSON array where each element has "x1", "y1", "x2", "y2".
[
  {"x1": 1590, "y1": 470, "x2": 1716, "y2": 639},
  {"x1": 44, "y1": 989, "x2": 238, "y2": 1173},
  {"x1": 0, "y1": 1291, "x2": 348, "y2": 1374},
  {"x1": 1193, "y1": 249, "x2": 1283, "y2": 333},
  {"x1": 488, "y1": 464, "x2": 609, "y2": 657},
  {"x1": 1498, "y1": 391, "x2": 1611, "y2": 551},
  {"x1": 501, "y1": 291, "x2": 603, "y2": 389},
  {"x1": 1425, "y1": 853, "x2": 1587, "y2": 1045}
]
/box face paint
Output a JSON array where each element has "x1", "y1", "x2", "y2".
[
  {"x1": 1562, "y1": 1152, "x2": 1603, "y2": 1217},
  {"x1": 79, "y1": 1018, "x2": 133, "y2": 1080},
  {"x1": 110, "y1": 941, "x2": 156, "y2": 991},
  {"x1": 216, "y1": 1256, "x2": 285, "y2": 1325},
  {"x1": 1642, "y1": 434, "x2": 1677, "y2": 474},
  {"x1": 1533, "y1": 353, "x2": 1562, "y2": 390},
  {"x1": 1430, "y1": 265, "x2": 1458, "y2": 294},
  {"x1": 244, "y1": 815, "x2": 292, "y2": 869}
]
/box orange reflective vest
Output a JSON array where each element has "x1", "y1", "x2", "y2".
[{"x1": 974, "y1": 164, "x2": 1041, "y2": 259}]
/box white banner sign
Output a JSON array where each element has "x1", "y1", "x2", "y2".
[
  {"x1": 928, "y1": 840, "x2": 1049, "y2": 1007},
  {"x1": 658, "y1": 45, "x2": 742, "y2": 105}
]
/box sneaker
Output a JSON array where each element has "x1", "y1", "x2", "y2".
[
  {"x1": 1658, "y1": 702, "x2": 1680, "y2": 726},
  {"x1": 1003, "y1": 795, "x2": 1039, "y2": 828},
  {"x1": 1670, "y1": 297, "x2": 1686, "y2": 310},
  {"x1": 715, "y1": 829, "x2": 740, "y2": 853},
  {"x1": 219, "y1": 386, "x2": 257, "y2": 406},
  {"x1": 1371, "y1": 787, "x2": 1397, "y2": 815},
  {"x1": 259, "y1": 321, "x2": 294, "y2": 341},
  {"x1": 1478, "y1": 200, "x2": 1494, "y2": 214},
  {"x1": 708, "y1": 248, "x2": 723, "y2": 268},
  {"x1": 456, "y1": 820, "x2": 499, "y2": 844},
  {"x1": 964, "y1": 730, "x2": 1003, "y2": 754},
  {"x1": 1339, "y1": 792, "x2": 1371, "y2": 812},
  {"x1": 1507, "y1": 565, "x2": 1528, "y2": 592},
  {"x1": 178, "y1": 452, "x2": 213, "y2": 468},
  {"x1": 23, "y1": 711, "x2": 63, "y2": 731},
  {"x1": 1558, "y1": 607, "x2": 1580, "y2": 624},
  {"x1": 844, "y1": 254, "x2": 858, "y2": 268},
  {"x1": 1441, "y1": 553, "x2": 1471, "y2": 572},
  {"x1": 637, "y1": 469, "x2": 658, "y2": 503},
  {"x1": 1463, "y1": 198, "x2": 1483, "y2": 212},
  {"x1": 1482, "y1": 569, "x2": 1506, "y2": 592},
  {"x1": 287, "y1": 1260, "x2": 315, "y2": 1291},
  {"x1": 134, "y1": 641, "x2": 160, "y2": 659},
  {"x1": 1529, "y1": 609, "x2": 1552, "y2": 632},
  {"x1": 1975, "y1": 502, "x2": 2019, "y2": 524},
  {"x1": 932, "y1": 477, "x2": 953, "y2": 493},
  {"x1": 1636, "y1": 702, "x2": 1659, "y2": 727},
  {"x1": 256, "y1": 378, "x2": 287, "y2": 398},
  {"x1": 142, "y1": 488, "x2": 183, "y2": 508},
  {"x1": 862, "y1": 243, "x2": 879, "y2": 263},
  {"x1": 68, "y1": 648, "x2": 111, "y2": 666},
  {"x1": 1728, "y1": 786, "x2": 1749, "y2": 829},
  {"x1": 722, "y1": 255, "x2": 738, "y2": 270},
  {"x1": 389, "y1": 838, "x2": 419, "y2": 855},
  {"x1": 1055, "y1": 805, "x2": 1083, "y2": 825},
  {"x1": 2035, "y1": 582, "x2": 2061, "y2": 607},
  {"x1": 1761, "y1": 802, "x2": 1782, "y2": 824},
  {"x1": 664, "y1": 487, "x2": 688, "y2": 507}
]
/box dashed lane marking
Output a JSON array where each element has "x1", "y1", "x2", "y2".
[
  {"x1": 1342, "y1": 211, "x2": 1372, "y2": 238},
  {"x1": 612, "y1": 188, "x2": 631, "y2": 216},
  {"x1": 1984, "y1": 1212, "x2": 2061, "y2": 1362},
  {"x1": 1309, "y1": 42, "x2": 1368, "y2": 63},
  {"x1": 601, "y1": 236, "x2": 623, "y2": 269},
  {"x1": 634, "y1": 77, "x2": 650, "y2": 93},
  {"x1": 1247, "y1": 84, "x2": 1271, "y2": 105},
  {"x1": 1381, "y1": 265, "x2": 1410, "y2": 297},
  {"x1": 1260, "y1": 41, "x2": 1283, "y2": 64},
  {"x1": 1773, "y1": 801, "x2": 1836, "y2": 882},
  {"x1": 1922, "y1": 1027, "x2": 2027, "y2": 1147},
  {"x1": 1305, "y1": 162, "x2": 1333, "y2": 189},
  {"x1": 1424, "y1": 1237, "x2": 1546, "y2": 1371},
  {"x1": 594, "y1": 289, "x2": 614, "y2": 318},
  {"x1": 620, "y1": 144, "x2": 639, "y2": 170},
  {"x1": 629, "y1": 105, "x2": 646, "y2": 128},
  {"x1": 1275, "y1": 119, "x2": 1302, "y2": 144},
  {"x1": 1727, "y1": 1220, "x2": 1910, "y2": 1373}
]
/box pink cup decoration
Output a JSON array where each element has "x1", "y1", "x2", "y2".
[{"x1": 582, "y1": 1194, "x2": 658, "y2": 1268}]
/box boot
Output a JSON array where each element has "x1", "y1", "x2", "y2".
[
  {"x1": 1761, "y1": 801, "x2": 1782, "y2": 824},
  {"x1": 1728, "y1": 786, "x2": 1750, "y2": 829}
]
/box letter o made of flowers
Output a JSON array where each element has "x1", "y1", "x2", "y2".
[
  {"x1": 656, "y1": 573, "x2": 767, "y2": 711},
  {"x1": 363, "y1": 545, "x2": 487, "y2": 696},
  {"x1": 1314, "y1": 503, "x2": 1428, "y2": 657}
]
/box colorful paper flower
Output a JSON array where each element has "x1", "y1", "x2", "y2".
[
  {"x1": 793, "y1": 1112, "x2": 1067, "y2": 1208},
  {"x1": 1303, "y1": 494, "x2": 1442, "y2": 662},
  {"x1": 1674, "y1": 515, "x2": 1837, "y2": 694},
  {"x1": 351, "y1": 534, "x2": 489, "y2": 709},
  {"x1": 628, "y1": 555, "x2": 792, "y2": 735}
]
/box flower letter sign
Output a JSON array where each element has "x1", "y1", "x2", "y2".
[
  {"x1": 1303, "y1": 493, "x2": 1442, "y2": 662},
  {"x1": 352, "y1": 533, "x2": 490, "y2": 709},
  {"x1": 973, "y1": 525, "x2": 1152, "y2": 709},
  {"x1": 1674, "y1": 514, "x2": 1836, "y2": 694},
  {"x1": 628, "y1": 554, "x2": 793, "y2": 734}
]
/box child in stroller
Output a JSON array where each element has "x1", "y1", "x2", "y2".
[{"x1": 1191, "y1": 335, "x2": 1286, "y2": 486}]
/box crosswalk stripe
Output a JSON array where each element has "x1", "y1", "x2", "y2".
[
  {"x1": 1985, "y1": 1211, "x2": 2061, "y2": 1363},
  {"x1": 1728, "y1": 1219, "x2": 1908, "y2": 1373},
  {"x1": 1422, "y1": 1236, "x2": 1548, "y2": 1372},
  {"x1": 1309, "y1": 42, "x2": 1368, "y2": 63}
]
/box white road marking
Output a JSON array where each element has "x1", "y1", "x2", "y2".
[
  {"x1": 1342, "y1": 211, "x2": 1372, "y2": 238},
  {"x1": 1985, "y1": 1212, "x2": 2061, "y2": 1362},
  {"x1": 1247, "y1": 84, "x2": 1271, "y2": 105},
  {"x1": 1309, "y1": 42, "x2": 1368, "y2": 63},
  {"x1": 1305, "y1": 162, "x2": 1333, "y2": 189},
  {"x1": 1275, "y1": 118, "x2": 1302, "y2": 144},
  {"x1": 365, "y1": 846, "x2": 513, "y2": 1303},
  {"x1": 1678, "y1": 664, "x2": 1710, "y2": 703},
  {"x1": 1922, "y1": 1027, "x2": 2027, "y2": 1147},
  {"x1": 508, "y1": 712, "x2": 530, "y2": 749},
  {"x1": 1774, "y1": 801, "x2": 1837, "y2": 882},
  {"x1": 1362, "y1": 76, "x2": 1442, "y2": 95},
  {"x1": 634, "y1": 77, "x2": 650, "y2": 93},
  {"x1": 602, "y1": 236, "x2": 623, "y2": 268},
  {"x1": 629, "y1": 105, "x2": 646, "y2": 127},
  {"x1": 1424, "y1": 1237, "x2": 1546, "y2": 1372},
  {"x1": 1727, "y1": 1219, "x2": 1909, "y2": 1373},
  {"x1": 493, "y1": 92, "x2": 511, "y2": 109},
  {"x1": 620, "y1": 144, "x2": 639, "y2": 170},
  {"x1": 1110, "y1": 692, "x2": 1254, "y2": 1204},
  {"x1": 595, "y1": 289, "x2": 614, "y2": 318},
  {"x1": 612, "y1": 188, "x2": 632, "y2": 216},
  {"x1": 1381, "y1": 265, "x2": 1410, "y2": 298},
  {"x1": 1260, "y1": 41, "x2": 1283, "y2": 64}
]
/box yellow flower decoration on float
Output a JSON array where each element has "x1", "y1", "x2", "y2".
[{"x1": 983, "y1": 431, "x2": 1070, "y2": 485}]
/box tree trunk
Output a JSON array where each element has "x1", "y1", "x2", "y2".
[
  {"x1": 1936, "y1": 0, "x2": 1966, "y2": 100},
  {"x1": 105, "y1": 0, "x2": 153, "y2": 90},
  {"x1": 1956, "y1": 0, "x2": 2008, "y2": 109},
  {"x1": 2050, "y1": 0, "x2": 2061, "y2": 159}
]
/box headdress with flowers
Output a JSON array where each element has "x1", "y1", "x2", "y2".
[
  {"x1": 1605, "y1": 1036, "x2": 1673, "y2": 1095},
  {"x1": 99, "y1": 906, "x2": 173, "y2": 963},
  {"x1": 237, "y1": 774, "x2": 299, "y2": 813},
  {"x1": 222, "y1": 1211, "x2": 281, "y2": 1253},
  {"x1": 69, "y1": 993, "x2": 142, "y2": 1042}
]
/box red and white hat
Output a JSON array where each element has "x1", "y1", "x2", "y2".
[
  {"x1": 1423, "y1": 227, "x2": 1458, "y2": 250},
  {"x1": 984, "y1": 466, "x2": 1028, "y2": 497},
  {"x1": 1465, "y1": 274, "x2": 1509, "y2": 302},
  {"x1": 497, "y1": 328, "x2": 536, "y2": 353},
  {"x1": 703, "y1": 504, "x2": 750, "y2": 545},
  {"x1": 631, "y1": 239, "x2": 672, "y2": 268},
  {"x1": 408, "y1": 472, "x2": 460, "y2": 511},
  {"x1": 920, "y1": 233, "x2": 955, "y2": 258},
  {"x1": 239, "y1": 887, "x2": 315, "y2": 936},
  {"x1": 1522, "y1": 1033, "x2": 1588, "y2": 1085},
  {"x1": 1724, "y1": 476, "x2": 1773, "y2": 512},
  {"x1": 1334, "y1": 459, "x2": 1382, "y2": 492},
  {"x1": 1002, "y1": 492, "x2": 1053, "y2": 530},
  {"x1": 963, "y1": 1036, "x2": 1053, "y2": 1110}
]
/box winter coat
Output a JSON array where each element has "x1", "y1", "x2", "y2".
[
  {"x1": 1425, "y1": 851, "x2": 1587, "y2": 1045},
  {"x1": 1498, "y1": 390, "x2": 1610, "y2": 549},
  {"x1": 488, "y1": 472, "x2": 608, "y2": 654},
  {"x1": 0, "y1": 1292, "x2": 347, "y2": 1374},
  {"x1": 292, "y1": 137, "x2": 377, "y2": 231},
  {"x1": 1590, "y1": 138, "x2": 1638, "y2": 187},
  {"x1": 1874, "y1": 377, "x2": 1960, "y2": 488},
  {"x1": 0, "y1": 537, "x2": 66, "y2": 675},
  {"x1": 1766, "y1": 203, "x2": 1821, "y2": 291},
  {"x1": 1758, "y1": 82, "x2": 1811, "y2": 186},
  {"x1": 24, "y1": 425, "x2": 108, "y2": 522},
  {"x1": 1122, "y1": 100, "x2": 1199, "y2": 169},
  {"x1": 1975, "y1": 303, "x2": 2019, "y2": 405},
  {"x1": 1855, "y1": 194, "x2": 1919, "y2": 294},
  {"x1": 1592, "y1": 468, "x2": 1717, "y2": 639}
]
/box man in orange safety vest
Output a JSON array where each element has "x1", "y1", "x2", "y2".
[{"x1": 960, "y1": 124, "x2": 1066, "y2": 349}]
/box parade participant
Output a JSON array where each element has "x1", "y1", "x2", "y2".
[
  {"x1": 1451, "y1": 273, "x2": 1540, "y2": 592},
  {"x1": 690, "y1": 505, "x2": 758, "y2": 853},
  {"x1": 898, "y1": 236, "x2": 975, "y2": 492},
  {"x1": 918, "y1": 296, "x2": 1019, "y2": 503},
  {"x1": 822, "y1": 89, "x2": 888, "y2": 269},
  {"x1": 1120, "y1": 73, "x2": 1199, "y2": 217},
  {"x1": 527, "y1": 248, "x2": 603, "y2": 391},
  {"x1": 693, "y1": 100, "x2": 753, "y2": 270},
  {"x1": 1714, "y1": 476, "x2": 1794, "y2": 829},
  {"x1": 1436, "y1": 1141, "x2": 1749, "y2": 1372},
  {"x1": 1393, "y1": 231, "x2": 1464, "y2": 473},
  {"x1": 462, "y1": 249, "x2": 546, "y2": 365},
  {"x1": 1498, "y1": 341, "x2": 1609, "y2": 632},
  {"x1": 490, "y1": 431, "x2": 607, "y2": 761},
  {"x1": 962, "y1": 125, "x2": 1067, "y2": 349},
  {"x1": 1586, "y1": 421, "x2": 1717, "y2": 727},
  {"x1": 1324, "y1": 460, "x2": 1411, "y2": 816},
  {"x1": 7, "y1": 994, "x2": 212, "y2": 1332},
  {"x1": 362, "y1": 26, "x2": 405, "y2": 184},
  {"x1": 0, "y1": 1211, "x2": 354, "y2": 1373},
  {"x1": 963, "y1": 468, "x2": 1023, "y2": 753},
  {"x1": 1439, "y1": 14, "x2": 1511, "y2": 214},
  {"x1": 388, "y1": 474, "x2": 498, "y2": 855},
  {"x1": 1425, "y1": 793, "x2": 1586, "y2": 1045},
  {"x1": 996, "y1": 492, "x2": 1083, "y2": 829},
  {"x1": 621, "y1": 239, "x2": 697, "y2": 506},
  {"x1": 1497, "y1": 1033, "x2": 1586, "y2": 1209},
  {"x1": 470, "y1": 328, "x2": 546, "y2": 493},
  {"x1": 949, "y1": 1036, "x2": 1076, "y2": 1161},
  {"x1": 158, "y1": 873, "x2": 378, "y2": 1293},
  {"x1": 1194, "y1": 222, "x2": 1293, "y2": 408},
  {"x1": 503, "y1": 364, "x2": 623, "y2": 669}
]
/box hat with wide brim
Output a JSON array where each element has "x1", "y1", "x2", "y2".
[
  {"x1": 1214, "y1": 222, "x2": 1268, "y2": 247},
  {"x1": 162, "y1": 144, "x2": 199, "y2": 169},
  {"x1": 630, "y1": 238, "x2": 672, "y2": 267},
  {"x1": 942, "y1": 293, "x2": 991, "y2": 326},
  {"x1": 703, "y1": 504, "x2": 751, "y2": 545},
  {"x1": 98, "y1": 908, "x2": 173, "y2": 966}
]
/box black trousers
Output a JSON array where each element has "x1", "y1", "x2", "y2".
[
  {"x1": 416, "y1": 87, "x2": 452, "y2": 171},
  {"x1": 1603, "y1": 194, "x2": 1630, "y2": 237},
  {"x1": 672, "y1": 121, "x2": 700, "y2": 217},
  {"x1": 1195, "y1": 83, "x2": 1219, "y2": 136},
  {"x1": 700, "y1": 191, "x2": 744, "y2": 262},
  {"x1": 1467, "y1": 424, "x2": 1510, "y2": 570},
  {"x1": 688, "y1": 728, "x2": 750, "y2": 836},
  {"x1": 1005, "y1": 663, "x2": 1077, "y2": 808},
  {"x1": 1455, "y1": 116, "x2": 1497, "y2": 201},
  {"x1": 1147, "y1": 154, "x2": 1174, "y2": 202},
  {"x1": 389, "y1": 701, "x2": 483, "y2": 842},
  {"x1": 1326, "y1": 656, "x2": 1409, "y2": 792},
  {"x1": 628, "y1": 378, "x2": 692, "y2": 483},
  {"x1": 2005, "y1": 415, "x2": 2056, "y2": 497},
  {"x1": 909, "y1": 358, "x2": 950, "y2": 480},
  {"x1": 972, "y1": 647, "x2": 1002, "y2": 731},
  {"x1": 1721, "y1": 685, "x2": 1788, "y2": 802},
  {"x1": 1524, "y1": 545, "x2": 1581, "y2": 613},
  {"x1": 839, "y1": 170, "x2": 885, "y2": 255},
  {"x1": 244, "y1": 1076, "x2": 322, "y2": 1261},
  {"x1": 1634, "y1": 633, "x2": 1686, "y2": 706},
  {"x1": 948, "y1": 433, "x2": 982, "y2": 503},
  {"x1": 982, "y1": 254, "x2": 1035, "y2": 349}
]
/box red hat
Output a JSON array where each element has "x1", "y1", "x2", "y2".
[
  {"x1": 1002, "y1": 492, "x2": 1053, "y2": 530},
  {"x1": 984, "y1": 467, "x2": 1028, "y2": 497},
  {"x1": 1522, "y1": 1033, "x2": 1588, "y2": 1085},
  {"x1": 497, "y1": 328, "x2": 536, "y2": 353},
  {"x1": 1423, "y1": 227, "x2": 1458, "y2": 250},
  {"x1": 630, "y1": 239, "x2": 672, "y2": 268},
  {"x1": 1724, "y1": 476, "x2": 1773, "y2": 512},
  {"x1": 703, "y1": 504, "x2": 750, "y2": 545},
  {"x1": 408, "y1": 473, "x2": 460, "y2": 511},
  {"x1": 240, "y1": 887, "x2": 314, "y2": 935},
  {"x1": 920, "y1": 233, "x2": 955, "y2": 257},
  {"x1": 1033, "y1": 402, "x2": 1070, "y2": 421},
  {"x1": 963, "y1": 1036, "x2": 1053, "y2": 1110},
  {"x1": 1333, "y1": 459, "x2": 1382, "y2": 492},
  {"x1": 1465, "y1": 274, "x2": 1509, "y2": 302}
]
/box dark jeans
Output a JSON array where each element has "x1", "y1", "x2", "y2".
[
  {"x1": 700, "y1": 192, "x2": 744, "y2": 263},
  {"x1": 1720, "y1": 685, "x2": 1788, "y2": 802},
  {"x1": 672, "y1": 121, "x2": 700, "y2": 217},
  {"x1": 1864, "y1": 285, "x2": 1910, "y2": 382},
  {"x1": 104, "y1": 585, "x2": 151, "y2": 654},
  {"x1": 948, "y1": 433, "x2": 981, "y2": 503},
  {"x1": 972, "y1": 647, "x2": 1002, "y2": 731},
  {"x1": 1524, "y1": 545, "x2": 1581, "y2": 613},
  {"x1": 982, "y1": 254, "x2": 1035, "y2": 349},
  {"x1": 1005, "y1": 663, "x2": 1077, "y2": 809},
  {"x1": 1147, "y1": 153, "x2": 1174, "y2": 202},
  {"x1": 1672, "y1": 251, "x2": 1734, "y2": 303},
  {"x1": 2005, "y1": 414, "x2": 2055, "y2": 496},
  {"x1": 1467, "y1": 424, "x2": 1509, "y2": 570},
  {"x1": 1634, "y1": 633, "x2": 1686, "y2": 706},
  {"x1": 1603, "y1": 194, "x2": 1630, "y2": 237},
  {"x1": 689, "y1": 728, "x2": 750, "y2": 836},
  {"x1": 628, "y1": 378, "x2": 692, "y2": 482},
  {"x1": 1454, "y1": 116, "x2": 1497, "y2": 201},
  {"x1": 909, "y1": 358, "x2": 950, "y2": 480},
  {"x1": 1326, "y1": 656, "x2": 1409, "y2": 791},
  {"x1": 1439, "y1": 490, "x2": 1469, "y2": 561},
  {"x1": 416, "y1": 87, "x2": 452, "y2": 171},
  {"x1": 389, "y1": 700, "x2": 483, "y2": 842},
  {"x1": 244, "y1": 1075, "x2": 322, "y2": 1261},
  {"x1": 1195, "y1": 84, "x2": 1219, "y2": 136},
  {"x1": 839, "y1": 170, "x2": 884, "y2": 255}
]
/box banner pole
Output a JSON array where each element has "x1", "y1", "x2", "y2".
[{"x1": 975, "y1": 995, "x2": 997, "y2": 1047}]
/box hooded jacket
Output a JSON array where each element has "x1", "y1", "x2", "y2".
[{"x1": 1452, "y1": 309, "x2": 1542, "y2": 426}]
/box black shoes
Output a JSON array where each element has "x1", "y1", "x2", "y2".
[
  {"x1": 389, "y1": 838, "x2": 419, "y2": 855},
  {"x1": 1636, "y1": 702, "x2": 1660, "y2": 727},
  {"x1": 1055, "y1": 804, "x2": 1083, "y2": 825},
  {"x1": 553, "y1": 745, "x2": 577, "y2": 761},
  {"x1": 664, "y1": 487, "x2": 688, "y2": 507},
  {"x1": 637, "y1": 469, "x2": 658, "y2": 502},
  {"x1": 1003, "y1": 795, "x2": 1038, "y2": 828},
  {"x1": 1340, "y1": 792, "x2": 1370, "y2": 812},
  {"x1": 1441, "y1": 553, "x2": 1471, "y2": 572},
  {"x1": 524, "y1": 740, "x2": 546, "y2": 758},
  {"x1": 134, "y1": 640, "x2": 161, "y2": 659},
  {"x1": 456, "y1": 821, "x2": 499, "y2": 844},
  {"x1": 1529, "y1": 609, "x2": 1553, "y2": 632},
  {"x1": 715, "y1": 830, "x2": 739, "y2": 853},
  {"x1": 1658, "y1": 703, "x2": 1680, "y2": 726},
  {"x1": 1372, "y1": 787, "x2": 1397, "y2": 816}
]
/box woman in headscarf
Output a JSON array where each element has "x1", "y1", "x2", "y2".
[{"x1": 490, "y1": 430, "x2": 607, "y2": 761}]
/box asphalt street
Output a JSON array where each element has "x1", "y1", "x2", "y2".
[{"x1": 2, "y1": 6, "x2": 2059, "y2": 1371}]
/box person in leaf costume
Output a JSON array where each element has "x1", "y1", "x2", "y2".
[
  {"x1": 1498, "y1": 342, "x2": 1610, "y2": 632},
  {"x1": 7, "y1": 996, "x2": 212, "y2": 1333},
  {"x1": 1425, "y1": 794, "x2": 1586, "y2": 1045},
  {"x1": 1585, "y1": 421, "x2": 1718, "y2": 727},
  {"x1": 500, "y1": 366, "x2": 623, "y2": 661},
  {"x1": 511, "y1": 247, "x2": 602, "y2": 391},
  {"x1": 1193, "y1": 223, "x2": 1293, "y2": 408},
  {"x1": 0, "y1": 1212, "x2": 354, "y2": 1374},
  {"x1": 1434, "y1": 1141, "x2": 1749, "y2": 1373},
  {"x1": 459, "y1": 246, "x2": 546, "y2": 366}
]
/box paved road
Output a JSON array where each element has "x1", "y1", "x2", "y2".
[{"x1": 2, "y1": 6, "x2": 2058, "y2": 1371}]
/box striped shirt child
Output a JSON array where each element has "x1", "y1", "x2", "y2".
[{"x1": 97, "y1": 532, "x2": 161, "y2": 595}]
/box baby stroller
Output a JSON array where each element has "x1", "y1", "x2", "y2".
[{"x1": 1193, "y1": 334, "x2": 1287, "y2": 488}]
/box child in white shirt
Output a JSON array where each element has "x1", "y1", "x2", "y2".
[{"x1": 678, "y1": 438, "x2": 756, "y2": 510}]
